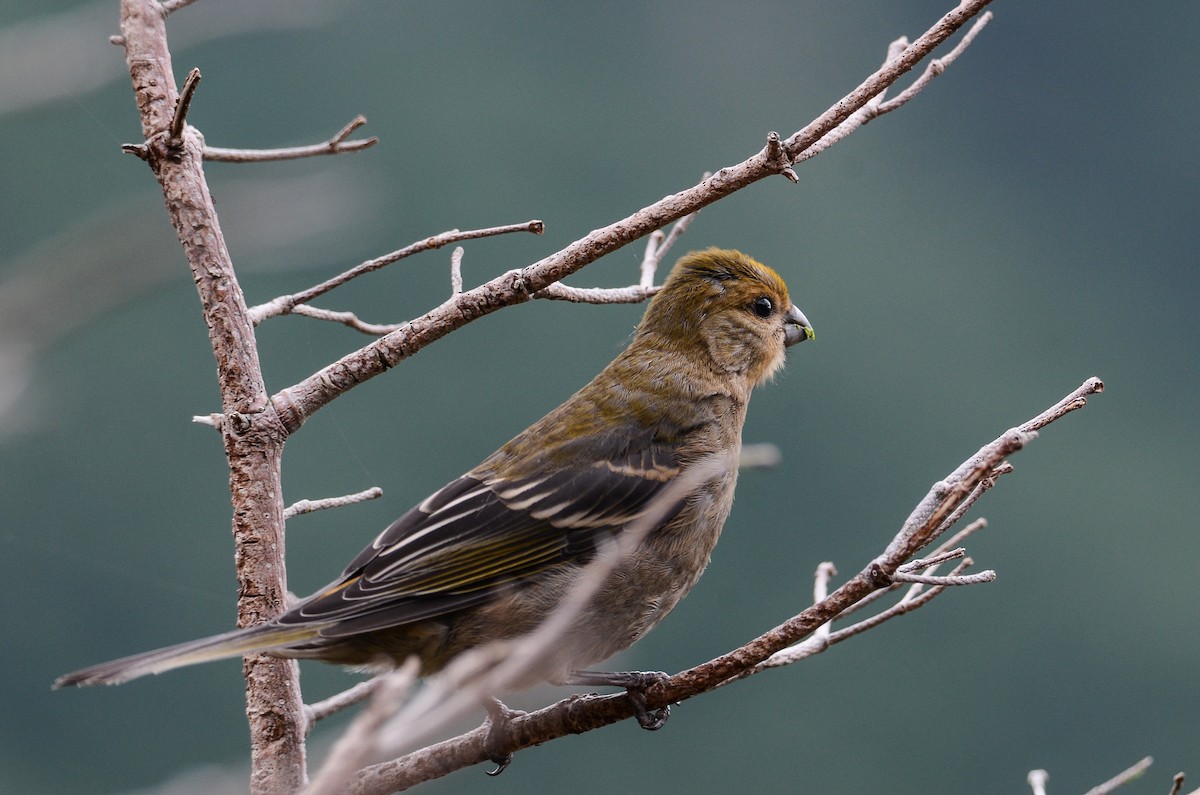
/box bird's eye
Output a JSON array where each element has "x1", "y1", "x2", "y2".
[{"x1": 751, "y1": 296, "x2": 773, "y2": 318}]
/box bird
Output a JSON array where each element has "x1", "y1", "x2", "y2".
[{"x1": 54, "y1": 248, "x2": 813, "y2": 704}]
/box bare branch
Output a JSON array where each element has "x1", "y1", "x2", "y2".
[
  {"x1": 1169, "y1": 772, "x2": 1186, "y2": 795},
  {"x1": 204, "y1": 115, "x2": 379, "y2": 163},
  {"x1": 1022, "y1": 376, "x2": 1105, "y2": 432},
  {"x1": 1028, "y1": 769, "x2": 1049, "y2": 795},
  {"x1": 247, "y1": 220, "x2": 544, "y2": 326},
  {"x1": 916, "y1": 458, "x2": 1008, "y2": 549},
  {"x1": 838, "y1": 517, "x2": 988, "y2": 622},
  {"x1": 890, "y1": 378, "x2": 1102, "y2": 563},
  {"x1": 783, "y1": 1, "x2": 993, "y2": 162},
  {"x1": 283, "y1": 487, "x2": 382, "y2": 520},
  {"x1": 797, "y1": 11, "x2": 992, "y2": 164},
  {"x1": 835, "y1": 521, "x2": 993, "y2": 624},
  {"x1": 1083, "y1": 756, "x2": 1155, "y2": 795},
  {"x1": 876, "y1": 11, "x2": 994, "y2": 115},
  {"x1": 750, "y1": 558, "x2": 978, "y2": 674},
  {"x1": 304, "y1": 678, "x2": 385, "y2": 730},
  {"x1": 271, "y1": 1, "x2": 995, "y2": 434},
  {"x1": 118, "y1": 2, "x2": 304, "y2": 788}
]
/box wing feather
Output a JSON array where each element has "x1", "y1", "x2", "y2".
[{"x1": 281, "y1": 424, "x2": 688, "y2": 635}]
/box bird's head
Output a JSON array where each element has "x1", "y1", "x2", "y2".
[{"x1": 637, "y1": 248, "x2": 813, "y2": 387}]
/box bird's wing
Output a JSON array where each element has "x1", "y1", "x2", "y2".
[{"x1": 283, "y1": 436, "x2": 685, "y2": 636}]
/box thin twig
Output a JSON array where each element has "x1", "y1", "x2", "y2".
[
  {"x1": 1028, "y1": 769, "x2": 1049, "y2": 795},
  {"x1": 928, "y1": 518, "x2": 988, "y2": 561},
  {"x1": 449, "y1": 247, "x2": 464, "y2": 296},
  {"x1": 534, "y1": 283, "x2": 660, "y2": 304},
  {"x1": 160, "y1": 0, "x2": 199, "y2": 14},
  {"x1": 898, "y1": 548, "x2": 966, "y2": 571},
  {"x1": 836, "y1": 519, "x2": 987, "y2": 623},
  {"x1": 639, "y1": 209, "x2": 700, "y2": 289},
  {"x1": 304, "y1": 678, "x2": 385, "y2": 731},
  {"x1": 1021, "y1": 377, "x2": 1104, "y2": 432},
  {"x1": 205, "y1": 115, "x2": 379, "y2": 163},
  {"x1": 891, "y1": 568, "x2": 994, "y2": 586},
  {"x1": 812, "y1": 562, "x2": 837, "y2": 643},
  {"x1": 922, "y1": 461, "x2": 1010, "y2": 548},
  {"x1": 655, "y1": 210, "x2": 698, "y2": 264},
  {"x1": 287, "y1": 305, "x2": 399, "y2": 336},
  {"x1": 1083, "y1": 756, "x2": 1155, "y2": 795},
  {"x1": 284, "y1": 487, "x2": 383, "y2": 520},
  {"x1": 720, "y1": 557, "x2": 976, "y2": 680},
  {"x1": 639, "y1": 230, "x2": 665, "y2": 288},
  {"x1": 248, "y1": 220, "x2": 544, "y2": 325},
  {"x1": 168, "y1": 67, "x2": 201, "y2": 148}
]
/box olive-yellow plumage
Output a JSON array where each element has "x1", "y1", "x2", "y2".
[{"x1": 54, "y1": 248, "x2": 812, "y2": 690}]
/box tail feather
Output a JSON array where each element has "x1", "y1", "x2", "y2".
[{"x1": 53, "y1": 623, "x2": 323, "y2": 688}]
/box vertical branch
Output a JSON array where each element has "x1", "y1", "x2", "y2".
[{"x1": 118, "y1": 1, "x2": 305, "y2": 792}]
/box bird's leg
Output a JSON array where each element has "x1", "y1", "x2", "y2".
[
  {"x1": 566, "y1": 670, "x2": 672, "y2": 730},
  {"x1": 482, "y1": 696, "x2": 525, "y2": 776}
]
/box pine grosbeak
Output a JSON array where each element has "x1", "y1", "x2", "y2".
[{"x1": 55, "y1": 248, "x2": 813, "y2": 693}]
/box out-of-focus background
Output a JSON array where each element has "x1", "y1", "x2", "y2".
[{"x1": 3, "y1": 2, "x2": 1197, "y2": 793}]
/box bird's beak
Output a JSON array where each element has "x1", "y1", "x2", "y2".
[{"x1": 783, "y1": 304, "x2": 814, "y2": 347}]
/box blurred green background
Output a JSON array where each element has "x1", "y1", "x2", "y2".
[{"x1": 3, "y1": 1, "x2": 1197, "y2": 793}]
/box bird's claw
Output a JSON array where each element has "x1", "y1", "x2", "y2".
[
  {"x1": 482, "y1": 697, "x2": 525, "y2": 776},
  {"x1": 627, "y1": 688, "x2": 671, "y2": 730},
  {"x1": 567, "y1": 669, "x2": 673, "y2": 731},
  {"x1": 485, "y1": 754, "x2": 512, "y2": 777}
]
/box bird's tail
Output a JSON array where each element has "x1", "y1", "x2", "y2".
[{"x1": 53, "y1": 622, "x2": 324, "y2": 688}]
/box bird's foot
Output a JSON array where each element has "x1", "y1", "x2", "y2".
[
  {"x1": 482, "y1": 697, "x2": 525, "y2": 776},
  {"x1": 567, "y1": 669, "x2": 672, "y2": 730}
]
